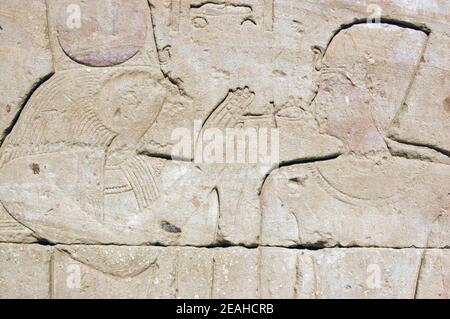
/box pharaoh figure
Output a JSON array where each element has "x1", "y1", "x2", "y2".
[
  {"x1": 0, "y1": 0, "x2": 259, "y2": 245},
  {"x1": 261, "y1": 23, "x2": 450, "y2": 248}
]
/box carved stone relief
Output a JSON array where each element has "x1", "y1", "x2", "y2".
[{"x1": 0, "y1": 0, "x2": 448, "y2": 299}]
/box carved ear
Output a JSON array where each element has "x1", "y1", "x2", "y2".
[{"x1": 158, "y1": 45, "x2": 173, "y2": 66}]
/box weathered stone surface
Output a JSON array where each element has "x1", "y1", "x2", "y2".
[
  {"x1": 389, "y1": 32, "x2": 450, "y2": 155},
  {"x1": 0, "y1": 67, "x2": 223, "y2": 246},
  {"x1": 53, "y1": 245, "x2": 174, "y2": 298},
  {"x1": 0, "y1": 203, "x2": 35, "y2": 243},
  {"x1": 260, "y1": 248, "x2": 423, "y2": 299},
  {"x1": 144, "y1": 0, "x2": 329, "y2": 158},
  {"x1": 0, "y1": 0, "x2": 53, "y2": 242},
  {"x1": 0, "y1": 0, "x2": 53, "y2": 143},
  {"x1": 55, "y1": 0, "x2": 147, "y2": 67},
  {"x1": 261, "y1": 156, "x2": 450, "y2": 247},
  {"x1": 52, "y1": 246, "x2": 258, "y2": 299},
  {"x1": 46, "y1": 0, "x2": 160, "y2": 70},
  {"x1": 0, "y1": 244, "x2": 51, "y2": 298},
  {"x1": 0, "y1": 244, "x2": 444, "y2": 299},
  {"x1": 0, "y1": 0, "x2": 449, "y2": 299},
  {"x1": 261, "y1": 22, "x2": 450, "y2": 248},
  {"x1": 416, "y1": 249, "x2": 450, "y2": 299}
]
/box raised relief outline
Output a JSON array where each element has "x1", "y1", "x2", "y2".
[{"x1": 170, "y1": 0, "x2": 274, "y2": 33}]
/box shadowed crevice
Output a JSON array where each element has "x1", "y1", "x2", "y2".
[
  {"x1": 388, "y1": 137, "x2": 450, "y2": 159},
  {"x1": 0, "y1": 241, "x2": 449, "y2": 251}
]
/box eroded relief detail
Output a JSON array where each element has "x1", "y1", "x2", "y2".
[
  {"x1": 169, "y1": 0, "x2": 273, "y2": 33},
  {"x1": 0, "y1": 0, "x2": 449, "y2": 299},
  {"x1": 0, "y1": 0, "x2": 53, "y2": 143},
  {"x1": 56, "y1": 0, "x2": 148, "y2": 67},
  {"x1": 261, "y1": 23, "x2": 450, "y2": 248},
  {"x1": 0, "y1": 0, "x2": 54, "y2": 243},
  {"x1": 0, "y1": 2, "x2": 222, "y2": 246},
  {"x1": 0, "y1": 66, "x2": 230, "y2": 245}
]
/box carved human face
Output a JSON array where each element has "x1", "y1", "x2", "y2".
[
  {"x1": 95, "y1": 71, "x2": 167, "y2": 137},
  {"x1": 315, "y1": 74, "x2": 386, "y2": 154}
]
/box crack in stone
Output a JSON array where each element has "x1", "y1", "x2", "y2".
[
  {"x1": 258, "y1": 154, "x2": 342, "y2": 197},
  {"x1": 0, "y1": 72, "x2": 55, "y2": 148},
  {"x1": 209, "y1": 257, "x2": 216, "y2": 299},
  {"x1": 414, "y1": 250, "x2": 426, "y2": 299},
  {"x1": 389, "y1": 138, "x2": 450, "y2": 159},
  {"x1": 147, "y1": 0, "x2": 190, "y2": 98},
  {"x1": 1, "y1": 241, "x2": 449, "y2": 250}
]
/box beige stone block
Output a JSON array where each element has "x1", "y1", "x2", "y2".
[
  {"x1": 52, "y1": 246, "x2": 259, "y2": 299},
  {"x1": 0, "y1": 203, "x2": 35, "y2": 243},
  {"x1": 298, "y1": 249, "x2": 421, "y2": 299},
  {"x1": 261, "y1": 157, "x2": 450, "y2": 248},
  {"x1": 0, "y1": 0, "x2": 449, "y2": 300},
  {"x1": 0, "y1": 244, "x2": 51, "y2": 299},
  {"x1": 211, "y1": 247, "x2": 259, "y2": 299},
  {"x1": 261, "y1": 21, "x2": 450, "y2": 248},
  {"x1": 260, "y1": 248, "x2": 423, "y2": 299},
  {"x1": 389, "y1": 33, "x2": 450, "y2": 155},
  {"x1": 0, "y1": 0, "x2": 53, "y2": 143},
  {"x1": 416, "y1": 249, "x2": 450, "y2": 299},
  {"x1": 53, "y1": 245, "x2": 176, "y2": 299}
]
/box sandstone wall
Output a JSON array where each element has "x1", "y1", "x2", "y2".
[{"x1": 0, "y1": 0, "x2": 448, "y2": 299}]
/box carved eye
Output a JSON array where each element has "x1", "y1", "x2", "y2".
[{"x1": 192, "y1": 16, "x2": 208, "y2": 29}]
